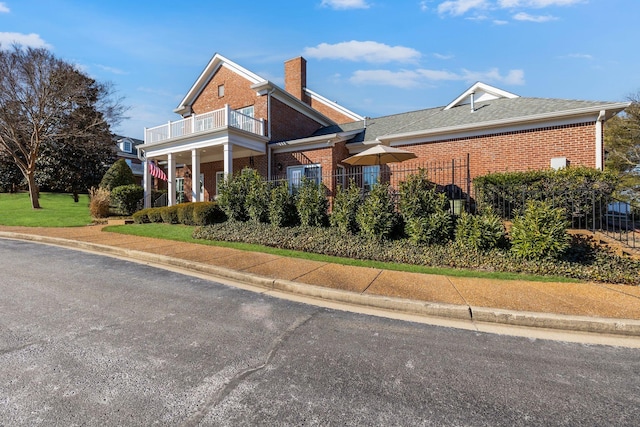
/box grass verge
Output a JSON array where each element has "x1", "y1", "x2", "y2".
[
  {"x1": 104, "y1": 223, "x2": 578, "y2": 283},
  {"x1": 0, "y1": 192, "x2": 92, "y2": 227}
]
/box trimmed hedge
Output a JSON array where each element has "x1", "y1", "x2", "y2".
[
  {"x1": 111, "y1": 184, "x2": 144, "y2": 215},
  {"x1": 193, "y1": 221, "x2": 640, "y2": 285},
  {"x1": 132, "y1": 202, "x2": 225, "y2": 226}
]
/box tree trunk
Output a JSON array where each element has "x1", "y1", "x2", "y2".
[{"x1": 27, "y1": 172, "x2": 41, "y2": 209}]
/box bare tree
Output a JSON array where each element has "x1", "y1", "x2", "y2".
[{"x1": 0, "y1": 45, "x2": 125, "y2": 208}]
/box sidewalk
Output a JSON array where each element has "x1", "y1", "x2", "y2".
[{"x1": 1, "y1": 224, "x2": 639, "y2": 336}]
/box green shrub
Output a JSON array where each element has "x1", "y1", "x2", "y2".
[
  {"x1": 330, "y1": 180, "x2": 361, "y2": 234},
  {"x1": 111, "y1": 184, "x2": 144, "y2": 215},
  {"x1": 177, "y1": 202, "x2": 196, "y2": 225},
  {"x1": 160, "y1": 205, "x2": 179, "y2": 224},
  {"x1": 455, "y1": 208, "x2": 506, "y2": 251},
  {"x1": 296, "y1": 177, "x2": 328, "y2": 227},
  {"x1": 510, "y1": 200, "x2": 570, "y2": 260},
  {"x1": 193, "y1": 202, "x2": 226, "y2": 226},
  {"x1": 246, "y1": 171, "x2": 270, "y2": 223},
  {"x1": 99, "y1": 159, "x2": 136, "y2": 191},
  {"x1": 398, "y1": 169, "x2": 453, "y2": 244},
  {"x1": 132, "y1": 208, "x2": 150, "y2": 224},
  {"x1": 356, "y1": 182, "x2": 396, "y2": 240},
  {"x1": 269, "y1": 181, "x2": 298, "y2": 227},
  {"x1": 146, "y1": 207, "x2": 164, "y2": 223},
  {"x1": 217, "y1": 168, "x2": 263, "y2": 221}
]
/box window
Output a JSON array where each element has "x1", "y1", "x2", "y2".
[
  {"x1": 362, "y1": 165, "x2": 380, "y2": 192},
  {"x1": 176, "y1": 178, "x2": 185, "y2": 203},
  {"x1": 218, "y1": 84, "x2": 224, "y2": 97},
  {"x1": 287, "y1": 164, "x2": 321, "y2": 193},
  {"x1": 120, "y1": 140, "x2": 132, "y2": 153}
]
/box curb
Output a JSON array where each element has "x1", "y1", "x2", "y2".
[{"x1": 3, "y1": 231, "x2": 640, "y2": 337}]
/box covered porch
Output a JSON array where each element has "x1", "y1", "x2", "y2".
[{"x1": 138, "y1": 106, "x2": 269, "y2": 207}]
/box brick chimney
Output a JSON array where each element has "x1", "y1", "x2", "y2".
[{"x1": 284, "y1": 57, "x2": 309, "y2": 104}]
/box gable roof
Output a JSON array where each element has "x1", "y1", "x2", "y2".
[
  {"x1": 174, "y1": 53, "x2": 361, "y2": 128},
  {"x1": 444, "y1": 82, "x2": 519, "y2": 110}
]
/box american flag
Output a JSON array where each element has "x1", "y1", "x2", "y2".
[{"x1": 148, "y1": 161, "x2": 167, "y2": 181}]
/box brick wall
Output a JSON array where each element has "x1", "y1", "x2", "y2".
[
  {"x1": 270, "y1": 98, "x2": 323, "y2": 141},
  {"x1": 391, "y1": 122, "x2": 597, "y2": 181},
  {"x1": 308, "y1": 98, "x2": 358, "y2": 124},
  {"x1": 191, "y1": 65, "x2": 267, "y2": 120}
]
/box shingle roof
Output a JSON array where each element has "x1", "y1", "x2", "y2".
[{"x1": 311, "y1": 97, "x2": 628, "y2": 143}]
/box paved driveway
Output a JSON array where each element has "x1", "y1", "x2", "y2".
[{"x1": 1, "y1": 239, "x2": 639, "y2": 426}]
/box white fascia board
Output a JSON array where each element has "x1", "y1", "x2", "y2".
[
  {"x1": 139, "y1": 130, "x2": 268, "y2": 159},
  {"x1": 270, "y1": 129, "x2": 362, "y2": 154},
  {"x1": 304, "y1": 87, "x2": 365, "y2": 121},
  {"x1": 174, "y1": 53, "x2": 267, "y2": 116},
  {"x1": 445, "y1": 82, "x2": 519, "y2": 110},
  {"x1": 377, "y1": 103, "x2": 631, "y2": 145}
]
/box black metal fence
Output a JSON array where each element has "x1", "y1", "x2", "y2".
[{"x1": 475, "y1": 185, "x2": 639, "y2": 250}]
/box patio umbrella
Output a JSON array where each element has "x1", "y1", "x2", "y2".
[{"x1": 342, "y1": 144, "x2": 417, "y2": 166}]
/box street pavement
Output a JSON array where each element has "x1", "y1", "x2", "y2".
[{"x1": 0, "y1": 224, "x2": 639, "y2": 337}]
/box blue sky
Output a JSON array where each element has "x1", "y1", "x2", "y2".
[{"x1": 1, "y1": 0, "x2": 638, "y2": 139}]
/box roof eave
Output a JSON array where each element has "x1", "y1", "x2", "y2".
[{"x1": 376, "y1": 102, "x2": 631, "y2": 143}]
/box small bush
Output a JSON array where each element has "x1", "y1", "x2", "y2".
[
  {"x1": 269, "y1": 181, "x2": 298, "y2": 227},
  {"x1": 177, "y1": 203, "x2": 196, "y2": 225},
  {"x1": 330, "y1": 180, "x2": 361, "y2": 234},
  {"x1": 132, "y1": 209, "x2": 150, "y2": 224},
  {"x1": 111, "y1": 184, "x2": 144, "y2": 215},
  {"x1": 99, "y1": 159, "x2": 136, "y2": 191},
  {"x1": 356, "y1": 182, "x2": 396, "y2": 240},
  {"x1": 510, "y1": 200, "x2": 570, "y2": 260},
  {"x1": 160, "y1": 205, "x2": 179, "y2": 224},
  {"x1": 89, "y1": 186, "x2": 110, "y2": 218},
  {"x1": 217, "y1": 168, "x2": 263, "y2": 221},
  {"x1": 146, "y1": 207, "x2": 164, "y2": 223},
  {"x1": 245, "y1": 171, "x2": 270, "y2": 223},
  {"x1": 193, "y1": 202, "x2": 226, "y2": 226},
  {"x1": 399, "y1": 170, "x2": 453, "y2": 244},
  {"x1": 296, "y1": 177, "x2": 328, "y2": 227},
  {"x1": 455, "y1": 208, "x2": 506, "y2": 251}
]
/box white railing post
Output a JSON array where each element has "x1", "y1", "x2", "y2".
[
  {"x1": 224, "y1": 104, "x2": 230, "y2": 127},
  {"x1": 191, "y1": 115, "x2": 196, "y2": 134},
  {"x1": 167, "y1": 121, "x2": 172, "y2": 138},
  {"x1": 259, "y1": 118, "x2": 265, "y2": 136}
]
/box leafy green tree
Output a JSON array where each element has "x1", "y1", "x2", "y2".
[
  {"x1": 330, "y1": 179, "x2": 361, "y2": 234},
  {"x1": 100, "y1": 159, "x2": 135, "y2": 190},
  {"x1": 356, "y1": 182, "x2": 396, "y2": 240},
  {"x1": 510, "y1": 200, "x2": 570, "y2": 260},
  {"x1": 605, "y1": 93, "x2": 640, "y2": 202},
  {"x1": 0, "y1": 45, "x2": 124, "y2": 208},
  {"x1": 0, "y1": 149, "x2": 23, "y2": 192},
  {"x1": 296, "y1": 177, "x2": 328, "y2": 227}
]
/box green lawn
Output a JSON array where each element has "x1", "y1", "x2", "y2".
[
  {"x1": 105, "y1": 223, "x2": 578, "y2": 283},
  {"x1": 0, "y1": 192, "x2": 93, "y2": 227}
]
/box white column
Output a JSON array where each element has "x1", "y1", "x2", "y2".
[
  {"x1": 143, "y1": 159, "x2": 152, "y2": 208},
  {"x1": 595, "y1": 110, "x2": 605, "y2": 170},
  {"x1": 167, "y1": 153, "x2": 176, "y2": 206},
  {"x1": 223, "y1": 142, "x2": 233, "y2": 178},
  {"x1": 191, "y1": 149, "x2": 200, "y2": 203}
]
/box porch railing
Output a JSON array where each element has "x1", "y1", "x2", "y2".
[{"x1": 145, "y1": 105, "x2": 265, "y2": 144}]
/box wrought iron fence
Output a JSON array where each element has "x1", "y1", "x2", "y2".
[
  {"x1": 268, "y1": 155, "x2": 471, "y2": 214},
  {"x1": 475, "y1": 185, "x2": 639, "y2": 249}
]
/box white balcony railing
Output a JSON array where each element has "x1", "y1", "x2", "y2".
[{"x1": 144, "y1": 105, "x2": 265, "y2": 144}]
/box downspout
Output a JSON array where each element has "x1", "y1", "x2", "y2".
[
  {"x1": 267, "y1": 87, "x2": 276, "y2": 179},
  {"x1": 595, "y1": 110, "x2": 606, "y2": 170}
]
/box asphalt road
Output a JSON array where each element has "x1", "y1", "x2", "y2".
[{"x1": 0, "y1": 239, "x2": 639, "y2": 426}]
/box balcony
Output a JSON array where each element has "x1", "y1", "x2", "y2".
[{"x1": 145, "y1": 105, "x2": 265, "y2": 144}]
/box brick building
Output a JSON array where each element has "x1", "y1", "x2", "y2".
[{"x1": 137, "y1": 53, "x2": 629, "y2": 207}]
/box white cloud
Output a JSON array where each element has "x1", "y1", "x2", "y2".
[
  {"x1": 493, "y1": 19, "x2": 509, "y2": 24},
  {"x1": 437, "y1": 0, "x2": 489, "y2": 16},
  {"x1": 433, "y1": 53, "x2": 455, "y2": 60},
  {"x1": 320, "y1": 0, "x2": 370, "y2": 9},
  {"x1": 95, "y1": 64, "x2": 128, "y2": 75},
  {"x1": 499, "y1": 0, "x2": 584, "y2": 7},
  {"x1": 513, "y1": 12, "x2": 557, "y2": 21},
  {"x1": 350, "y1": 67, "x2": 525, "y2": 87},
  {"x1": 0, "y1": 32, "x2": 51, "y2": 49},
  {"x1": 420, "y1": 1, "x2": 429, "y2": 12},
  {"x1": 564, "y1": 53, "x2": 594, "y2": 60},
  {"x1": 304, "y1": 41, "x2": 421, "y2": 63},
  {"x1": 0, "y1": 2, "x2": 9, "y2": 13}
]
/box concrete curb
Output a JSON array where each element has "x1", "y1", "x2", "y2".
[{"x1": 3, "y1": 231, "x2": 640, "y2": 337}]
